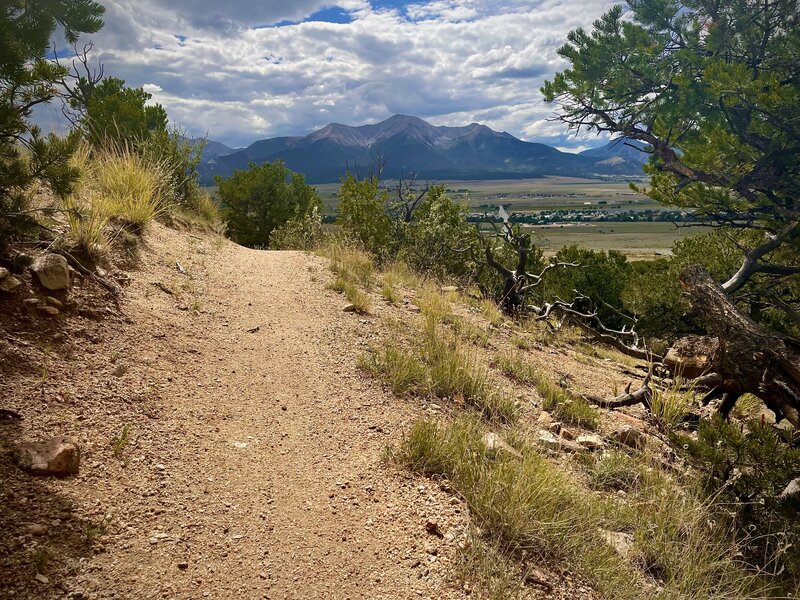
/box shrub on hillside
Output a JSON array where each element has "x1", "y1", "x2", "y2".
[
  {"x1": 336, "y1": 173, "x2": 393, "y2": 259},
  {"x1": 532, "y1": 246, "x2": 628, "y2": 328},
  {"x1": 81, "y1": 77, "x2": 168, "y2": 147},
  {"x1": 216, "y1": 161, "x2": 321, "y2": 248},
  {"x1": 269, "y1": 206, "x2": 324, "y2": 250},
  {"x1": 674, "y1": 417, "x2": 800, "y2": 586},
  {"x1": 397, "y1": 186, "x2": 480, "y2": 281}
]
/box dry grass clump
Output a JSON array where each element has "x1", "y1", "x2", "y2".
[
  {"x1": 454, "y1": 526, "x2": 533, "y2": 600},
  {"x1": 362, "y1": 319, "x2": 516, "y2": 423},
  {"x1": 182, "y1": 192, "x2": 223, "y2": 228},
  {"x1": 325, "y1": 243, "x2": 374, "y2": 288},
  {"x1": 64, "y1": 143, "x2": 175, "y2": 256},
  {"x1": 323, "y1": 243, "x2": 375, "y2": 313},
  {"x1": 448, "y1": 315, "x2": 490, "y2": 347},
  {"x1": 380, "y1": 279, "x2": 401, "y2": 304},
  {"x1": 534, "y1": 373, "x2": 600, "y2": 430},
  {"x1": 494, "y1": 351, "x2": 537, "y2": 385},
  {"x1": 416, "y1": 283, "x2": 453, "y2": 321},
  {"x1": 392, "y1": 416, "x2": 641, "y2": 599},
  {"x1": 394, "y1": 417, "x2": 770, "y2": 600},
  {"x1": 479, "y1": 299, "x2": 504, "y2": 327},
  {"x1": 649, "y1": 379, "x2": 696, "y2": 431}
]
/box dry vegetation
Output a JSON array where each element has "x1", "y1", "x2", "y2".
[
  {"x1": 319, "y1": 241, "x2": 779, "y2": 599},
  {"x1": 59, "y1": 142, "x2": 221, "y2": 261}
]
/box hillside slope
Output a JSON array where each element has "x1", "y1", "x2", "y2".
[
  {"x1": 3, "y1": 223, "x2": 729, "y2": 600},
  {"x1": 0, "y1": 226, "x2": 468, "y2": 599}
]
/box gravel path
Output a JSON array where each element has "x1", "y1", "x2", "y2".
[{"x1": 1, "y1": 226, "x2": 466, "y2": 599}]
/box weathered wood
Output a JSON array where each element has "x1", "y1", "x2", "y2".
[
  {"x1": 585, "y1": 373, "x2": 653, "y2": 409},
  {"x1": 664, "y1": 335, "x2": 719, "y2": 379},
  {"x1": 679, "y1": 265, "x2": 800, "y2": 426}
]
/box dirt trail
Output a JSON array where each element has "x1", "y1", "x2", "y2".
[{"x1": 1, "y1": 226, "x2": 466, "y2": 599}]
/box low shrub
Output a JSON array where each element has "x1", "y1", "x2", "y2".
[
  {"x1": 674, "y1": 417, "x2": 800, "y2": 586},
  {"x1": 269, "y1": 206, "x2": 324, "y2": 250}
]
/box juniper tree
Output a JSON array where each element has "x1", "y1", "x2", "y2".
[{"x1": 542, "y1": 0, "x2": 800, "y2": 423}]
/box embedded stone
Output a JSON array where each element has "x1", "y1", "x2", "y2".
[
  {"x1": 31, "y1": 254, "x2": 70, "y2": 290},
  {"x1": 16, "y1": 437, "x2": 80, "y2": 476}
]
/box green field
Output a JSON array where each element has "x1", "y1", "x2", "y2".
[
  {"x1": 316, "y1": 176, "x2": 658, "y2": 213},
  {"x1": 521, "y1": 221, "x2": 692, "y2": 258}
]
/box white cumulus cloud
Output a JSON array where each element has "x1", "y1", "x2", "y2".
[{"x1": 57, "y1": 0, "x2": 618, "y2": 150}]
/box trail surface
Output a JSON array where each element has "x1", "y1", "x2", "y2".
[{"x1": 1, "y1": 226, "x2": 465, "y2": 599}]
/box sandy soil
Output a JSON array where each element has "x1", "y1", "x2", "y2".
[{"x1": 1, "y1": 225, "x2": 468, "y2": 599}]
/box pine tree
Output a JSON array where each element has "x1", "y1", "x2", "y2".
[
  {"x1": 1, "y1": 0, "x2": 104, "y2": 242},
  {"x1": 542, "y1": 0, "x2": 799, "y2": 324}
]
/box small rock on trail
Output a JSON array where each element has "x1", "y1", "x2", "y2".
[{"x1": 15, "y1": 437, "x2": 80, "y2": 476}]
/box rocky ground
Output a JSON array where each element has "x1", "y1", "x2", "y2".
[
  {"x1": 0, "y1": 223, "x2": 666, "y2": 600},
  {"x1": 1, "y1": 226, "x2": 474, "y2": 599}
]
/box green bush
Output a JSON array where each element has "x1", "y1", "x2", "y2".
[
  {"x1": 336, "y1": 172, "x2": 393, "y2": 259},
  {"x1": 269, "y1": 206, "x2": 324, "y2": 250},
  {"x1": 82, "y1": 77, "x2": 168, "y2": 146},
  {"x1": 216, "y1": 160, "x2": 321, "y2": 248},
  {"x1": 674, "y1": 417, "x2": 800, "y2": 586},
  {"x1": 398, "y1": 185, "x2": 480, "y2": 281},
  {"x1": 536, "y1": 245, "x2": 628, "y2": 329},
  {"x1": 620, "y1": 258, "x2": 685, "y2": 342}
]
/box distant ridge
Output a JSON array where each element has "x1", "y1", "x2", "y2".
[{"x1": 197, "y1": 115, "x2": 648, "y2": 184}]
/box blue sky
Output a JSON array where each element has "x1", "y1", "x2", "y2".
[{"x1": 45, "y1": 0, "x2": 620, "y2": 151}]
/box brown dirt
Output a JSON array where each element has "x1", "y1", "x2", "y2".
[
  {"x1": 1, "y1": 225, "x2": 469, "y2": 599},
  {"x1": 1, "y1": 223, "x2": 659, "y2": 600}
]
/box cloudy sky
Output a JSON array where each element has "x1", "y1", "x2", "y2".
[{"x1": 47, "y1": 0, "x2": 619, "y2": 151}]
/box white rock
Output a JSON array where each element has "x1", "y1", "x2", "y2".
[
  {"x1": 601, "y1": 529, "x2": 634, "y2": 559},
  {"x1": 610, "y1": 425, "x2": 647, "y2": 451},
  {"x1": 537, "y1": 430, "x2": 584, "y2": 452},
  {"x1": 31, "y1": 254, "x2": 70, "y2": 290},
  {"x1": 482, "y1": 432, "x2": 522, "y2": 459},
  {"x1": 577, "y1": 434, "x2": 605, "y2": 450},
  {"x1": 780, "y1": 477, "x2": 800, "y2": 499}
]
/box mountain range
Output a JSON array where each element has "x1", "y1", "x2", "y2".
[{"x1": 196, "y1": 115, "x2": 648, "y2": 184}]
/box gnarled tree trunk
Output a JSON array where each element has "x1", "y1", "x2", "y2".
[{"x1": 678, "y1": 265, "x2": 800, "y2": 426}]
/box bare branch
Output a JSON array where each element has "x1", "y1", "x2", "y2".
[{"x1": 722, "y1": 220, "x2": 799, "y2": 293}]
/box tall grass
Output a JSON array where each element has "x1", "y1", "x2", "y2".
[
  {"x1": 322, "y1": 243, "x2": 375, "y2": 313},
  {"x1": 91, "y1": 146, "x2": 173, "y2": 229},
  {"x1": 494, "y1": 351, "x2": 538, "y2": 385},
  {"x1": 393, "y1": 417, "x2": 642, "y2": 599},
  {"x1": 650, "y1": 379, "x2": 696, "y2": 431},
  {"x1": 64, "y1": 143, "x2": 175, "y2": 255},
  {"x1": 394, "y1": 417, "x2": 770, "y2": 600},
  {"x1": 363, "y1": 319, "x2": 517, "y2": 423},
  {"x1": 534, "y1": 373, "x2": 600, "y2": 430}
]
